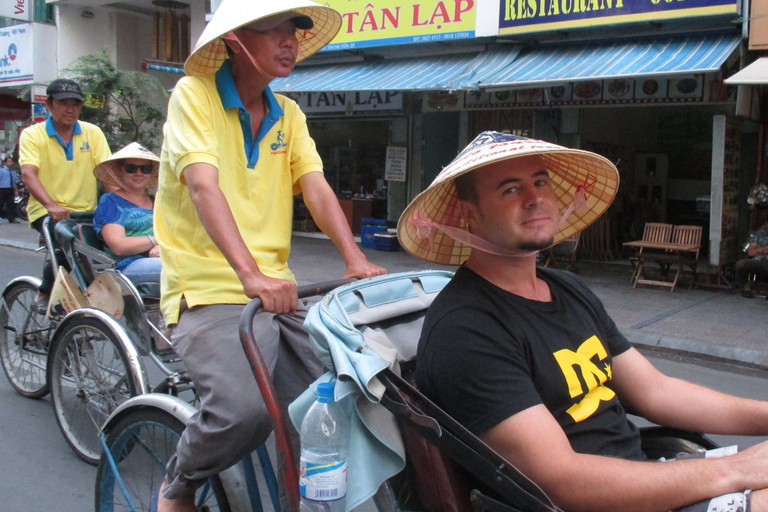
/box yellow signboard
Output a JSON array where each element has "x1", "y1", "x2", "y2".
[{"x1": 321, "y1": 0, "x2": 477, "y2": 51}]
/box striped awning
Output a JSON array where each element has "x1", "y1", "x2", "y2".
[
  {"x1": 272, "y1": 34, "x2": 739, "y2": 93},
  {"x1": 271, "y1": 46, "x2": 521, "y2": 93},
  {"x1": 477, "y1": 34, "x2": 741, "y2": 90}
]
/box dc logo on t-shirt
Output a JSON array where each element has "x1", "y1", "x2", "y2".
[
  {"x1": 80, "y1": 141, "x2": 91, "y2": 153},
  {"x1": 553, "y1": 335, "x2": 616, "y2": 423}
]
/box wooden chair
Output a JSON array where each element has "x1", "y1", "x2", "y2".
[
  {"x1": 630, "y1": 223, "x2": 673, "y2": 285},
  {"x1": 634, "y1": 225, "x2": 703, "y2": 291},
  {"x1": 544, "y1": 232, "x2": 580, "y2": 272},
  {"x1": 668, "y1": 225, "x2": 703, "y2": 287}
]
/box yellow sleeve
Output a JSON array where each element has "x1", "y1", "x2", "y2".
[
  {"x1": 164, "y1": 77, "x2": 221, "y2": 181},
  {"x1": 92, "y1": 126, "x2": 112, "y2": 165},
  {"x1": 18, "y1": 125, "x2": 41, "y2": 168}
]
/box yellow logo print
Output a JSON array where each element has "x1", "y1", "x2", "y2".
[{"x1": 553, "y1": 336, "x2": 615, "y2": 423}]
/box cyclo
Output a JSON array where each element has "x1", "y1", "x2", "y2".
[
  {"x1": 0, "y1": 212, "x2": 193, "y2": 465},
  {"x1": 94, "y1": 271, "x2": 720, "y2": 512}
]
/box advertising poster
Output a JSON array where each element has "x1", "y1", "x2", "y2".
[
  {"x1": 499, "y1": 0, "x2": 738, "y2": 34},
  {"x1": 321, "y1": 0, "x2": 477, "y2": 51},
  {"x1": 0, "y1": 24, "x2": 33, "y2": 86},
  {"x1": 384, "y1": 146, "x2": 407, "y2": 182}
]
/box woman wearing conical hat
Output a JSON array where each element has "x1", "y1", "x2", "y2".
[
  {"x1": 153, "y1": 2, "x2": 385, "y2": 510},
  {"x1": 93, "y1": 142, "x2": 161, "y2": 298}
]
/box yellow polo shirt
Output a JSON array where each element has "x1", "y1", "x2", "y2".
[
  {"x1": 19, "y1": 118, "x2": 111, "y2": 224},
  {"x1": 155, "y1": 68, "x2": 323, "y2": 325}
]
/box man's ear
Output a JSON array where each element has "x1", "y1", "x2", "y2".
[{"x1": 458, "y1": 199, "x2": 478, "y2": 231}]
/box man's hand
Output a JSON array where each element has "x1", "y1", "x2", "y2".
[
  {"x1": 47, "y1": 203, "x2": 70, "y2": 221},
  {"x1": 149, "y1": 245, "x2": 160, "y2": 258},
  {"x1": 343, "y1": 258, "x2": 387, "y2": 279},
  {"x1": 241, "y1": 273, "x2": 298, "y2": 315}
]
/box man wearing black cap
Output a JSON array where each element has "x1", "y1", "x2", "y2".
[{"x1": 19, "y1": 78, "x2": 111, "y2": 307}]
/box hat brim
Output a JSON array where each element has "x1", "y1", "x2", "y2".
[
  {"x1": 397, "y1": 136, "x2": 620, "y2": 266},
  {"x1": 49, "y1": 92, "x2": 84, "y2": 101},
  {"x1": 184, "y1": 4, "x2": 341, "y2": 77},
  {"x1": 94, "y1": 142, "x2": 160, "y2": 190}
]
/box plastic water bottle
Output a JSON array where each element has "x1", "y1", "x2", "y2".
[{"x1": 299, "y1": 381, "x2": 350, "y2": 512}]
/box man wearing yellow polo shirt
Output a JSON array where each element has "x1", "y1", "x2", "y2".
[
  {"x1": 154, "y1": 3, "x2": 386, "y2": 510},
  {"x1": 19, "y1": 78, "x2": 111, "y2": 307}
]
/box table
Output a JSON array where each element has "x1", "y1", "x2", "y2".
[{"x1": 623, "y1": 240, "x2": 701, "y2": 292}]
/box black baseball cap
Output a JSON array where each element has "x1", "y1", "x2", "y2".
[{"x1": 47, "y1": 79, "x2": 85, "y2": 102}]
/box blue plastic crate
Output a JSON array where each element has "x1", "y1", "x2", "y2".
[
  {"x1": 361, "y1": 225, "x2": 387, "y2": 248},
  {"x1": 373, "y1": 233, "x2": 401, "y2": 251}
]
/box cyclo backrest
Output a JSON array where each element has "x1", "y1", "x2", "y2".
[
  {"x1": 314, "y1": 271, "x2": 558, "y2": 512},
  {"x1": 54, "y1": 219, "x2": 116, "y2": 289}
]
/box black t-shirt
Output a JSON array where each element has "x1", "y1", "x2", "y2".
[{"x1": 417, "y1": 265, "x2": 646, "y2": 460}]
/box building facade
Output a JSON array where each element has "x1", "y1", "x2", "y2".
[{"x1": 2, "y1": 0, "x2": 766, "y2": 272}]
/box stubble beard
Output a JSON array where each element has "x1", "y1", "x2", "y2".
[{"x1": 518, "y1": 236, "x2": 555, "y2": 252}]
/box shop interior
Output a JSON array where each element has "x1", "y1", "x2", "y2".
[{"x1": 294, "y1": 119, "x2": 392, "y2": 234}]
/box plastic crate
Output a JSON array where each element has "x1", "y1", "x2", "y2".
[
  {"x1": 373, "y1": 233, "x2": 401, "y2": 251},
  {"x1": 361, "y1": 225, "x2": 388, "y2": 248}
]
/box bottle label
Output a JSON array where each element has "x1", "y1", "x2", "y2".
[{"x1": 299, "y1": 460, "x2": 348, "y2": 502}]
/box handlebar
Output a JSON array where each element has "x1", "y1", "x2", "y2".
[{"x1": 238, "y1": 278, "x2": 355, "y2": 512}]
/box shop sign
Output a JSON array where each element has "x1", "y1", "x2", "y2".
[
  {"x1": 384, "y1": 146, "x2": 408, "y2": 182},
  {"x1": 32, "y1": 84, "x2": 46, "y2": 103},
  {"x1": 0, "y1": 0, "x2": 31, "y2": 22},
  {"x1": 287, "y1": 91, "x2": 403, "y2": 116},
  {"x1": 321, "y1": 0, "x2": 476, "y2": 51},
  {"x1": 32, "y1": 103, "x2": 48, "y2": 123},
  {"x1": 498, "y1": 0, "x2": 738, "y2": 34},
  {"x1": 0, "y1": 24, "x2": 33, "y2": 86}
]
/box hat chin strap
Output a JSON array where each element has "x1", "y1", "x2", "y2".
[
  {"x1": 223, "y1": 32, "x2": 276, "y2": 81},
  {"x1": 413, "y1": 185, "x2": 589, "y2": 259}
]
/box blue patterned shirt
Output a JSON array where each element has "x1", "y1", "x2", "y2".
[{"x1": 93, "y1": 193, "x2": 154, "y2": 270}]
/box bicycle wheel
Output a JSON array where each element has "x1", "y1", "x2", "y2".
[
  {"x1": 95, "y1": 407, "x2": 230, "y2": 512},
  {"x1": 0, "y1": 281, "x2": 53, "y2": 398},
  {"x1": 49, "y1": 317, "x2": 139, "y2": 465}
]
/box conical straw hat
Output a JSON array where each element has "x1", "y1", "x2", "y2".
[
  {"x1": 397, "y1": 132, "x2": 620, "y2": 266},
  {"x1": 184, "y1": 0, "x2": 342, "y2": 77},
  {"x1": 94, "y1": 142, "x2": 160, "y2": 190}
]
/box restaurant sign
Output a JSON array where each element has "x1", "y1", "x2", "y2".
[
  {"x1": 321, "y1": 0, "x2": 476, "y2": 51},
  {"x1": 499, "y1": 0, "x2": 738, "y2": 34}
]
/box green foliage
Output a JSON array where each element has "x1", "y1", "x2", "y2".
[{"x1": 63, "y1": 50, "x2": 167, "y2": 152}]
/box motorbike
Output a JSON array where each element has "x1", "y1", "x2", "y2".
[{"x1": 14, "y1": 180, "x2": 28, "y2": 222}]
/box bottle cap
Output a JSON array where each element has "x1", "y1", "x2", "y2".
[{"x1": 316, "y1": 382, "x2": 335, "y2": 403}]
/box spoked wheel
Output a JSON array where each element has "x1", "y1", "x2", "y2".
[
  {"x1": 49, "y1": 317, "x2": 139, "y2": 465},
  {"x1": 0, "y1": 281, "x2": 54, "y2": 398},
  {"x1": 95, "y1": 407, "x2": 230, "y2": 511}
]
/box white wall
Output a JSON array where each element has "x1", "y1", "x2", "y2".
[
  {"x1": 31, "y1": 23, "x2": 58, "y2": 84},
  {"x1": 56, "y1": 4, "x2": 114, "y2": 73}
]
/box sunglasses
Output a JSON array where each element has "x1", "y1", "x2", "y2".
[{"x1": 124, "y1": 163, "x2": 154, "y2": 175}]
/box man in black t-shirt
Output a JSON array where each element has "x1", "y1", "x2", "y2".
[{"x1": 397, "y1": 132, "x2": 768, "y2": 512}]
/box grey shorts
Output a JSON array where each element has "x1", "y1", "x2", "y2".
[{"x1": 672, "y1": 446, "x2": 751, "y2": 512}]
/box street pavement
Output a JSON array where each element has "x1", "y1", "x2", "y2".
[{"x1": 3, "y1": 220, "x2": 767, "y2": 368}]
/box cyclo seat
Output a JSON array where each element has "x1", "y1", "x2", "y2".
[
  {"x1": 297, "y1": 272, "x2": 718, "y2": 512},
  {"x1": 54, "y1": 217, "x2": 158, "y2": 300}
]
